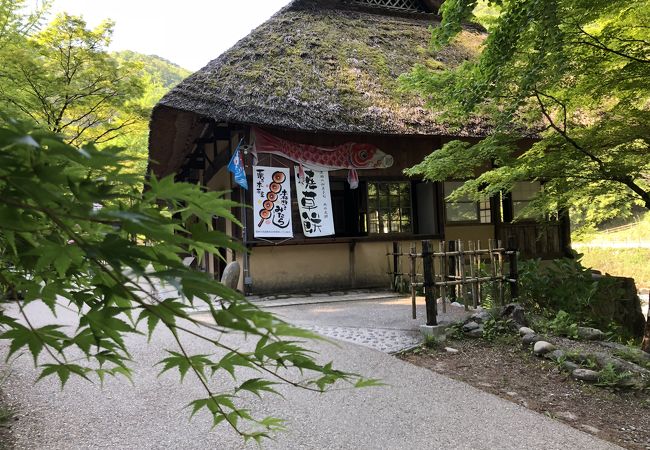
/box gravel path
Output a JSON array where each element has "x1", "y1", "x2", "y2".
[{"x1": 0, "y1": 300, "x2": 620, "y2": 449}]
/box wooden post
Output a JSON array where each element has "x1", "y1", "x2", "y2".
[
  {"x1": 422, "y1": 240, "x2": 437, "y2": 326},
  {"x1": 476, "y1": 241, "x2": 483, "y2": 303},
  {"x1": 458, "y1": 240, "x2": 468, "y2": 311},
  {"x1": 447, "y1": 240, "x2": 457, "y2": 302},
  {"x1": 410, "y1": 243, "x2": 417, "y2": 320},
  {"x1": 469, "y1": 241, "x2": 478, "y2": 309},
  {"x1": 392, "y1": 241, "x2": 399, "y2": 291},
  {"x1": 488, "y1": 238, "x2": 498, "y2": 305},
  {"x1": 439, "y1": 241, "x2": 447, "y2": 314},
  {"x1": 497, "y1": 239, "x2": 505, "y2": 305},
  {"x1": 507, "y1": 237, "x2": 519, "y2": 300}
]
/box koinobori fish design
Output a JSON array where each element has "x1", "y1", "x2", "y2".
[{"x1": 252, "y1": 127, "x2": 394, "y2": 188}]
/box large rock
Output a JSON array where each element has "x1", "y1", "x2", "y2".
[
  {"x1": 533, "y1": 341, "x2": 556, "y2": 355},
  {"x1": 500, "y1": 303, "x2": 527, "y2": 327},
  {"x1": 544, "y1": 349, "x2": 566, "y2": 362},
  {"x1": 572, "y1": 369, "x2": 599, "y2": 382},
  {"x1": 220, "y1": 261, "x2": 241, "y2": 290},
  {"x1": 466, "y1": 327, "x2": 484, "y2": 338},
  {"x1": 462, "y1": 321, "x2": 480, "y2": 332},
  {"x1": 577, "y1": 327, "x2": 606, "y2": 341},
  {"x1": 590, "y1": 276, "x2": 646, "y2": 338},
  {"x1": 519, "y1": 327, "x2": 535, "y2": 336},
  {"x1": 561, "y1": 361, "x2": 580, "y2": 372},
  {"x1": 470, "y1": 310, "x2": 492, "y2": 324},
  {"x1": 522, "y1": 333, "x2": 542, "y2": 346}
]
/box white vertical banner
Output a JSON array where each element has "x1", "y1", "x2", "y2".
[
  {"x1": 295, "y1": 167, "x2": 335, "y2": 237},
  {"x1": 253, "y1": 166, "x2": 293, "y2": 238}
]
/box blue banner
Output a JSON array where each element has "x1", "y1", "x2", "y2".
[{"x1": 227, "y1": 140, "x2": 248, "y2": 190}]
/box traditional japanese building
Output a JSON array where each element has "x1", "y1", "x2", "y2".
[{"x1": 148, "y1": 0, "x2": 571, "y2": 294}]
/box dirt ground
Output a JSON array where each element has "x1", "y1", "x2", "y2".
[{"x1": 400, "y1": 338, "x2": 650, "y2": 450}]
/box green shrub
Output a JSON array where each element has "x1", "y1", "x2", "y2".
[
  {"x1": 547, "y1": 310, "x2": 580, "y2": 339},
  {"x1": 518, "y1": 257, "x2": 598, "y2": 318},
  {"x1": 596, "y1": 364, "x2": 632, "y2": 388},
  {"x1": 483, "y1": 318, "x2": 515, "y2": 342}
]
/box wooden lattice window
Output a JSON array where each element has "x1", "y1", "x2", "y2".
[{"x1": 344, "y1": 0, "x2": 429, "y2": 13}]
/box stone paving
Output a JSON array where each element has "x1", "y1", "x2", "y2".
[
  {"x1": 253, "y1": 292, "x2": 473, "y2": 354},
  {"x1": 300, "y1": 324, "x2": 422, "y2": 353}
]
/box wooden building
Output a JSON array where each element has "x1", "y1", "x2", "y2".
[{"x1": 148, "y1": 0, "x2": 571, "y2": 294}]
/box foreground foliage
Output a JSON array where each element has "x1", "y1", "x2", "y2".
[{"x1": 0, "y1": 120, "x2": 375, "y2": 441}]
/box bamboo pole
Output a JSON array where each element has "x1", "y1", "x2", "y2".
[
  {"x1": 469, "y1": 241, "x2": 478, "y2": 309},
  {"x1": 489, "y1": 238, "x2": 498, "y2": 305},
  {"x1": 458, "y1": 240, "x2": 467, "y2": 311},
  {"x1": 476, "y1": 240, "x2": 482, "y2": 306}
]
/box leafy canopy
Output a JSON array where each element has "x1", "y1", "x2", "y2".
[
  {"x1": 0, "y1": 13, "x2": 145, "y2": 146},
  {"x1": 0, "y1": 119, "x2": 378, "y2": 442},
  {"x1": 403, "y1": 0, "x2": 650, "y2": 228}
]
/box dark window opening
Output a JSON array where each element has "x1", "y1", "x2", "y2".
[{"x1": 367, "y1": 182, "x2": 412, "y2": 234}]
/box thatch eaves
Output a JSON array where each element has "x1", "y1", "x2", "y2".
[{"x1": 150, "y1": 0, "x2": 488, "y2": 176}]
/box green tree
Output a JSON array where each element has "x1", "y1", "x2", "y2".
[
  {"x1": 0, "y1": 0, "x2": 50, "y2": 49},
  {"x1": 0, "y1": 13, "x2": 144, "y2": 146},
  {"x1": 0, "y1": 119, "x2": 376, "y2": 441},
  {"x1": 403, "y1": 0, "x2": 650, "y2": 352},
  {"x1": 403, "y1": 0, "x2": 650, "y2": 229}
]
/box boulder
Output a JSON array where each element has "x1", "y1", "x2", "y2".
[
  {"x1": 470, "y1": 310, "x2": 492, "y2": 324},
  {"x1": 466, "y1": 327, "x2": 484, "y2": 338},
  {"x1": 519, "y1": 327, "x2": 535, "y2": 336},
  {"x1": 533, "y1": 341, "x2": 556, "y2": 355},
  {"x1": 544, "y1": 349, "x2": 566, "y2": 362},
  {"x1": 445, "y1": 347, "x2": 459, "y2": 354},
  {"x1": 572, "y1": 369, "x2": 599, "y2": 382},
  {"x1": 220, "y1": 261, "x2": 241, "y2": 290},
  {"x1": 561, "y1": 361, "x2": 580, "y2": 372},
  {"x1": 462, "y1": 321, "x2": 480, "y2": 332},
  {"x1": 500, "y1": 303, "x2": 527, "y2": 327},
  {"x1": 522, "y1": 333, "x2": 542, "y2": 346},
  {"x1": 577, "y1": 327, "x2": 606, "y2": 341}
]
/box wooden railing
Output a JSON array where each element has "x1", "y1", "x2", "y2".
[{"x1": 388, "y1": 239, "x2": 518, "y2": 326}]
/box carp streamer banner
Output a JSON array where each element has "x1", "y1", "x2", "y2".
[
  {"x1": 253, "y1": 166, "x2": 293, "y2": 238},
  {"x1": 295, "y1": 166, "x2": 334, "y2": 237}
]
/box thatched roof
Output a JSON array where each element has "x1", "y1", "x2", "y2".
[{"x1": 149, "y1": 0, "x2": 488, "y2": 176}]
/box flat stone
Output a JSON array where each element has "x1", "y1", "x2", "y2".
[
  {"x1": 561, "y1": 361, "x2": 580, "y2": 372},
  {"x1": 462, "y1": 321, "x2": 480, "y2": 332},
  {"x1": 450, "y1": 302, "x2": 464, "y2": 308},
  {"x1": 521, "y1": 333, "x2": 542, "y2": 346},
  {"x1": 444, "y1": 347, "x2": 459, "y2": 354},
  {"x1": 577, "y1": 327, "x2": 606, "y2": 341},
  {"x1": 544, "y1": 349, "x2": 566, "y2": 362},
  {"x1": 556, "y1": 411, "x2": 578, "y2": 421},
  {"x1": 519, "y1": 327, "x2": 535, "y2": 336},
  {"x1": 466, "y1": 327, "x2": 484, "y2": 338},
  {"x1": 572, "y1": 369, "x2": 600, "y2": 382},
  {"x1": 580, "y1": 424, "x2": 601, "y2": 434},
  {"x1": 533, "y1": 341, "x2": 556, "y2": 355}
]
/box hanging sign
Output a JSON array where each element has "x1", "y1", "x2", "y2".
[
  {"x1": 253, "y1": 166, "x2": 293, "y2": 238},
  {"x1": 295, "y1": 167, "x2": 334, "y2": 237}
]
